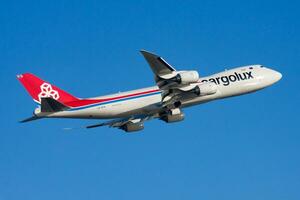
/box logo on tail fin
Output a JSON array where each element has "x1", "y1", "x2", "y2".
[{"x1": 38, "y1": 83, "x2": 60, "y2": 101}]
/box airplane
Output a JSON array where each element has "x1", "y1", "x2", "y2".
[{"x1": 17, "y1": 50, "x2": 282, "y2": 132}]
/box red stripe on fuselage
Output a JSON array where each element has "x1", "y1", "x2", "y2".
[{"x1": 64, "y1": 89, "x2": 160, "y2": 108}]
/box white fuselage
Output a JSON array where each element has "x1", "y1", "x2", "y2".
[{"x1": 42, "y1": 65, "x2": 281, "y2": 119}]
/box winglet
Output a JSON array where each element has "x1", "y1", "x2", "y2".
[{"x1": 140, "y1": 50, "x2": 176, "y2": 75}]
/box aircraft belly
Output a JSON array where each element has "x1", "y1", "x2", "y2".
[
  {"x1": 108, "y1": 94, "x2": 162, "y2": 117},
  {"x1": 51, "y1": 93, "x2": 162, "y2": 119},
  {"x1": 181, "y1": 90, "x2": 221, "y2": 108}
]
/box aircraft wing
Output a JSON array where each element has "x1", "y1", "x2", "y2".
[
  {"x1": 86, "y1": 114, "x2": 156, "y2": 132},
  {"x1": 141, "y1": 50, "x2": 214, "y2": 108},
  {"x1": 86, "y1": 117, "x2": 136, "y2": 129},
  {"x1": 140, "y1": 50, "x2": 176, "y2": 76}
]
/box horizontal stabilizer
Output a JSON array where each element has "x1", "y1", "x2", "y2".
[
  {"x1": 20, "y1": 115, "x2": 40, "y2": 123},
  {"x1": 41, "y1": 97, "x2": 69, "y2": 112}
]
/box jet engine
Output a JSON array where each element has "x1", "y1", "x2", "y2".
[
  {"x1": 120, "y1": 122, "x2": 144, "y2": 132},
  {"x1": 160, "y1": 108, "x2": 185, "y2": 123},
  {"x1": 177, "y1": 71, "x2": 199, "y2": 84},
  {"x1": 175, "y1": 71, "x2": 199, "y2": 84},
  {"x1": 190, "y1": 82, "x2": 217, "y2": 96},
  {"x1": 157, "y1": 71, "x2": 199, "y2": 88}
]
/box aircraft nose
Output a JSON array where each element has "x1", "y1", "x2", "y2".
[
  {"x1": 260, "y1": 68, "x2": 282, "y2": 87},
  {"x1": 273, "y1": 70, "x2": 282, "y2": 82}
]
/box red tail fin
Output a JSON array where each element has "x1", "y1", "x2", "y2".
[{"x1": 17, "y1": 73, "x2": 79, "y2": 104}]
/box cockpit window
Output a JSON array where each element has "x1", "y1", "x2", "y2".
[
  {"x1": 249, "y1": 67, "x2": 253, "y2": 69},
  {"x1": 260, "y1": 65, "x2": 264, "y2": 68}
]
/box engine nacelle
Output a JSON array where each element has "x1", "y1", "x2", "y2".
[
  {"x1": 161, "y1": 113, "x2": 185, "y2": 123},
  {"x1": 121, "y1": 122, "x2": 144, "y2": 132},
  {"x1": 176, "y1": 71, "x2": 199, "y2": 84},
  {"x1": 192, "y1": 82, "x2": 217, "y2": 96},
  {"x1": 161, "y1": 108, "x2": 185, "y2": 123}
]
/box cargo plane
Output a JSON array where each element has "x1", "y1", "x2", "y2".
[{"x1": 18, "y1": 50, "x2": 282, "y2": 132}]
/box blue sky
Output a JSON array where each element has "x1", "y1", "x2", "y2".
[{"x1": 1, "y1": 0, "x2": 300, "y2": 199}]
